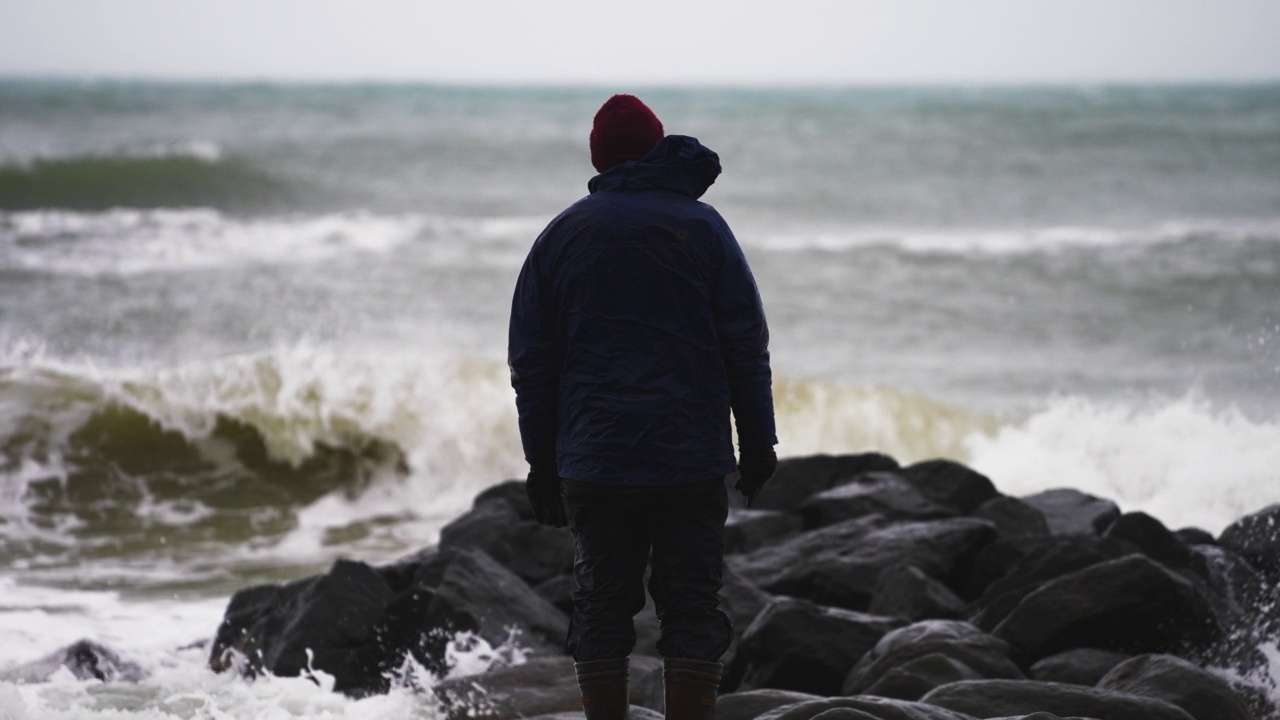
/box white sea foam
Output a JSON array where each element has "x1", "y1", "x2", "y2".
[
  {"x1": 753, "y1": 218, "x2": 1280, "y2": 255},
  {"x1": 966, "y1": 393, "x2": 1280, "y2": 534}
]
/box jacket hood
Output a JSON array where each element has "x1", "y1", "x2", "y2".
[{"x1": 587, "y1": 135, "x2": 722, "y2": 200}]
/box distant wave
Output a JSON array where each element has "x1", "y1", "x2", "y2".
[
  {"x1": 0, "y1": 153, "x2": 291, "y2": 211},
  {"x1": 755, "y1": 219, "x2": 1280, "y2": 255}
]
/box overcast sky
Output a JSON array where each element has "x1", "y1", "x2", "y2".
[{"x1": 3, "y1": 0, "x2": 1279, "y2": 85}]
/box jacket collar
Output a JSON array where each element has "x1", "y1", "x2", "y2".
[{"x1": 587, "y1": 135, "x2": 722, "y2": 200}]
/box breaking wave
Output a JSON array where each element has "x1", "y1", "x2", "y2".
[{"x1": 0, "y1": 153, "x2": 291, "y2": 211}]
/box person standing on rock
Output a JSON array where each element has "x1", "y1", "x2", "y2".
[{"x1": 508, "y1": 94, "x2": 778, "y2": 720}]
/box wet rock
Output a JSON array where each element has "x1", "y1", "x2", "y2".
[
  {"x1": 731, "y1": 516, "x2": 996, "y2": 610},
  {"x1": 414, "y1": 547, "x2": 568, "y2": 661},
  {"x1": 920, "y1": 679, "x2": 1195, "y2": 720},
  {"x1": 1174, "y1": 527, "x2": 1217, "y2": 547},
  {"x1": 209, "y1": 559, "x2": 392, "y2": 693},
  {"x1": 843, "y1": 620, "x2": 1023, "y2": 697},
  {"x1": 726, "y1": 508, "x2": 803, "y2": 553},
  {"x1": 800, "y1": 472, "x2": 955, "y2": 528},
  {"x1": 1029, "y1": 648, "x2": 1131, "y2": 686},
  {"x1": 754, "y1": 695, "x2": 980, "y2": 720},
  {"x1": 716, "y1": 689, "x2": 824, "y2": 720},
  {"x1": 751, "y1": 453, "x2": 900, "y2": 512},
  {"x1": 867, "y1": 564, "x2": 966, "y2": 621},
  {"x1": 432, "y1": 655, "x2": 664, "y2": 719},
  {"x1": 900, "y1": 460, "x2": 999, "y2": 515},
  {"x1": 1020, "y1": 489, "x2": 1120, "y2": 537},
  {"x1": 971, "y1": 496, "x2": 1051, "y2": 540},
  {"x1": 438, "y1": 498, "x2": 573, "y2": 586},
  {"x1": 1101, "y1": 511, "x2": 1193, "y2": 569},
  {"x1": 9, "y1": 639, "x2": 147, "y2": 683},
  {"x1": 730, "y1": 597, "x2": 902, "y2": 695},
  {"x1": 991, "y1": 554, "x2": 1220, "y2": 665},
  {"x1": 1096, "y1": 653, "x2": 1251, "y2": 720},
  {"x1": 1219, "y1": 502, "x2": 1280, "y2": 581},
  {"x1": 968, "y1": 536, "x2": 1137, "y2": 630},
  {"x1": 861, "y1": 652, "x2": 985, "y2": 701}
]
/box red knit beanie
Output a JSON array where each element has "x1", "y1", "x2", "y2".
[{"x1": 589, "y1": 94, "x2": 665, "y2": 173}]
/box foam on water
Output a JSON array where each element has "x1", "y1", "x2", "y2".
[
  {"x1": 966, "y1": 393, "x2": 1280, "y2": 534},
  {"x1": 755, "y1": 217, "x2": 1280, "y2": 255}
]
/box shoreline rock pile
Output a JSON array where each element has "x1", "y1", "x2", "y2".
[{"x1": 36, "y1": 452, "x2": 1280, "y2": 719}]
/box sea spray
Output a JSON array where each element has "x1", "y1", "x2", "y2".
[{"x1": 966, "y1": 393, "x2": 1280, "y2": 535}]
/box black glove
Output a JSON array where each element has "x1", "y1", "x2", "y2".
[
  {"x1": 735, "y1": 446, "x2": 778, "y2": 508},
  {"x1": 526, "y1": 465, "x2": 567, "y2": 527}
]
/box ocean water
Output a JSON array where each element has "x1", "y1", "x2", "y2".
[{"x1": 1, "y1": 80, "x2": 1279, "y2": 716}]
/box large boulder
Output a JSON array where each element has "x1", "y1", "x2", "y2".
[
  {"x1": 1029, "y1": 648, "x2": 1131, "y2": 686},
  {"x1": 800, "y1": 472, "x2": 955, "y2": 528},
  {"x1": 716, "y1": 689, "x2": 824, "y2": 720},
  {"x1": 730, "y1": 597, "x2": 902, "y2": 695},
  {"x1": 414, "y1": 547, "x2": 569, "y2": 661},
  {"x1": 843, "y1": 620, "x2": 1023, "y2": 697},
  {"x1": 991, "y1": 554, "x2": 1220, "y2": 664},
  {"x1": 920, "y1": 679, "x2": 1195, "y2": 720},
  {"x1": 755, "y1": 695, "x2": 980, "y2": 720},
  {"x1": 1219, "y1": 502, "x2": 1280, "y2": 581},
  {"x1": 860, "y1": 653, "x2": 985, "y2": 702},
  {"x1": 968, "y1": 536, "x2": 1138, "y2": 630},
  {"x1": 1101, "y1": 511, "x2": 1193, "y2": 569},
  {"x1": 751, "y1": 453, "x2": 900, "y2": 512},
  {"x1": 1019, "y1": 489, "x2": 1120, "y2": 537},
  {"x1": 432, "y1": 655, "x2": 663, "y2": 720},
  {"x1": 971, "y1": 496, "x2": 1051, "y2": 540},
  {"x1": 731, "y1": 516, "x2": 996, "y2": 610},
  {"x1": 438, "y1": 499, "x2": 574, "y2": 586},
  {"x1": 208, "y1": 559, "x2": 391, "y2": 693},
  {"x1": 1096, "y1": 653, "x2": 1251, "y2": 720},
  {"x1": 726, "y1": 508, "x2": 803, "y2": 553},
  {"x1": 899, "y1": 460, "x2": 999, "y2": 515},
  {"x1": 867, "y1": 564, "x2": 966, "y2": 621}
]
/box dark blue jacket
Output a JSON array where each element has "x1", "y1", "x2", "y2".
[{"x1": 508, "y1": 135, "x2": 776, "y2": 485}]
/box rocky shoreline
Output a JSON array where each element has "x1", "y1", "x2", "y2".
[{"x1": 35, "y1": 453, "x2": 1280, "y2": 719}]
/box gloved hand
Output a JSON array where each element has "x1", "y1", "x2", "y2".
[
  {"x1": 735, "y1": 445, "x2": 778, "y2": 508},
  {"x1": 526, "y1": 465, "x2": 567, "y2": 527}
]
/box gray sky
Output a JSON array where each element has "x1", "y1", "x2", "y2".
[{"x1": 3, "y1": 0, "x2": 1279, "y2": 85}]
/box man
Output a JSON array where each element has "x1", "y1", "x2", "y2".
[{"x1": 508, "y1": 94, "x2": 777, "y2": 720}]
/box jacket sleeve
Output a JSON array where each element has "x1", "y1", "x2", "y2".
[
  {"x1": 508, "y1": 237, "x2": 562, "y2": 470},
  {"x1": 711, "y1": 218, "x2": 778, "y2": 451}
]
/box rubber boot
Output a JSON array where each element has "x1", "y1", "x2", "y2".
[
  {"x1": 662, "y1": 657, "x2": 721, "y2": 720},
  {"x1": 575, "y1": 656, "x2": 629, "y2": 720}
]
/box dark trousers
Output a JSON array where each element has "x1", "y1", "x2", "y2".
[{"x1": 562, "y1": 477, "x2": 731, "y2": 662}]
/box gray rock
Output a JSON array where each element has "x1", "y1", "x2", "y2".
[
  {"x1": 1219, "y1": 502, "x2": 1280, "y2": 580},
  {"x1": 1029, "y1": 648, "x2": 1131, "y2": 686},
  {"x1": 800, "y1": 472, "x2": 955, "y2": 529},
  {"x1": 868, "y1": 564, "x2": 966, "y2": 621},
  {"x1": 731, "y1": 516, "x2": 996, "y2": 610},
  {"x1": 900, "y1": 459, "x2": 999, "y2": 515},
  {"x1": 439, "y1": 499, "x2": 574, "y2": 586},
  {"x1": 6, "y1": 640, "x2": 147, "y2": 683},
  {"x1": 920, "y1": 679, "x2": 1195, "y2": 720},
  {"x1": 1020, "y1": 489, "x2": 1120, "y2": 537},
  {"x1": 433, "y1": 655, "x2": 663, "y2": 720},
  {"x1": 756, "y1": 695, "x2": 979, "y2": 720},
  {"x1": 1101, "y1": 512, "x2": 1193, "y2": 569},
  {"x1": 991, "y1": 554, "x2": 1220, "y2": 664},
  {"x1": 843, "y1": 620, "x2": 1023, "y2": 697},
  {"x1": 861, "y1": 653, "x2": 985, "y2": 701},
  {"x1": 1096, "y1": 653, "x2": 1251, "y2": 720},
  {"x1": 972, "y1": 496, "x2": 1051, "y2": 539},
  {"x1": 716, "y1": 689, "x2": 824, "y2": 720},
  {"x1": 726, "y1": 508, "x2": 803, "y2": 553},
  {"x1": 751, "y1": 453, "x2": 900, "y2": 512},
  {"x1": 730, "y1": 597, "x2": 902, "y2": 695}
]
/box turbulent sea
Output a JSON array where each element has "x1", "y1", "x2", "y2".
[{"x1": 1, "y1": 80, "x2": 1278, "y2": 716}]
